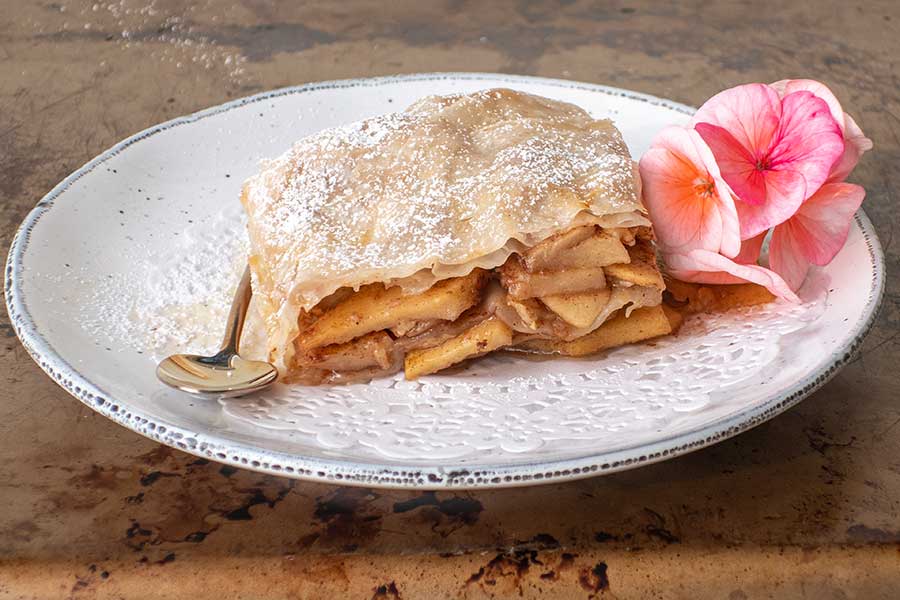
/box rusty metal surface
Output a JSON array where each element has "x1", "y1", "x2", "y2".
[{"x1": 1, "y1": 1, "x2": 899, "y2": 598}]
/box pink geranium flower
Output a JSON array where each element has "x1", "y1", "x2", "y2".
[
  {"x1": 668, "y1": 182, "x2": 865, "y2": 297},
  {"x1": 638, "y1": 126, "x2": 741, "y2": 258},
  {"x1": 640, "y1": 80, "x2": 869, "y2": 300},
  {"x1": 692, "y1": 84, "x2": 845, "y2": 238},
  {"x1": 638, "y1": 125, "x2": 799, "y2": 302}
]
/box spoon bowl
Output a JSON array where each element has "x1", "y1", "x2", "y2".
[
  {"x1": 157, "y1": 352, "x2": 277, "y2": 398},
  {"x1": 157, "y1": 265, "x2": 277, "y2": 398}
]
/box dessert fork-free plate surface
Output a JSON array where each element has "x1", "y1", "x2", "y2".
[{"x1": 5, "y1": 73, "x2": 884, "y2": 489}]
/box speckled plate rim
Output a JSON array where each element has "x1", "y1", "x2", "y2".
[{"x1": 5, "y1": 72, "x2": 886, "y2": 489}]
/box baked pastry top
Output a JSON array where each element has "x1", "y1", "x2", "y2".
[{"x1": 242, "y1": 88, "x2": 665, "y2": 380}]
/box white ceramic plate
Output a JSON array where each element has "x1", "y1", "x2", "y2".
[{"x1": 6, "y1": 73, "x2": 884, "y2": 489}]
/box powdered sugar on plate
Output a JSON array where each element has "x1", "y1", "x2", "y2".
[{"x1": 78, "y1": 203, "x2": 266, "y2": 363}]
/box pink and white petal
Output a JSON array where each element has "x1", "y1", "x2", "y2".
[
  {"x1": 827, "y1": 113, "x2": 874, "y2": 182},
  {"x1": 714, "y1": 178, "x2": 742, "y2": 259},
  {"x1": 667, "y1": 267, "x2": 751, "y2": 286},
  {"x1": 769, "y1": 91, "x2": 844, "y2": 199},
  {"x1": 735, "y1": 231, "x2": 767, "y2": 263},
  {"x1": 646, "y1": 124, "x2": 726, "y2": 178},
  {"x1": 665, "y1": 249, "x2": 801, "y2": 302},
  {"x1": 695, "y1": 122, "x2": 766, "y2": 205},
  {"x1": 768, "y1": 79, "x2": 789, "y2": 96},
  {"x1": 639, "y1": 147, "x2": 713, "y2": 252},
  {"x1": 684, "y1": 128, "x2": 742, "y2": 256},
  {"x1": 770, "y1": 79, "x2": 845, "y2": 132},
  {"x1": 790, "y1": 182, "x2": 865, "y2": 265},
  {"x1": 639, "y1": 127, "x2": 738, "y2": 255},
  {"x1": 693, "y1": 83, "x2": 782, "y2": 156},
  {"x1": 769, "y1": 224, "x2": 811, "y2": 291},
  {"x1": 733, "y1": 167, "x2": 807, "y2": 238},
  {"x1": 769, "y1": 82, "x2": 871, "y2": 181},
  {"x1": 844, "y1": 113, "x2": 873, "y2": 152}
]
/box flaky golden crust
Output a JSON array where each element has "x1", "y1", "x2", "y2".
[{"x1": 242, "y1": 88, "x2": 649, "y2": 370}]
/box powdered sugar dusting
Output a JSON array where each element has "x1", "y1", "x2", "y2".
[
  {"x1": 243, "y1": 88, "x2": 644, "y2": 320},
  {"x1": 77, "y1": 89, "x2": 643, "y2": 368},
  {"x1": 79, "y1": 204, "x2": 264, "y2": 362}
]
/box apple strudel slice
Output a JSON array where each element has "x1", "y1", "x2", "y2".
[{"x1": 241, "y1": 88, "x2": 669, "y2": 384}]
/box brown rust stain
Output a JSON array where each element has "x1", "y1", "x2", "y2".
[
  {"x1": 46, "y1": 464, "x2": 130, "y2": 512},
  {"x1": 804, "y1": 426, "x2": 857, "y2": 455},
  {"x1": 539, "y1": 551, "x2": 578, "y2": 581},
  {"x1": 51, "y1": 446, "x2": 182, "y2": 514},
  {"x1": 124, "y1": 520, "x2": 155, "y2": 552},
  {"x1": 392, "y1": 492, "x2": 483, "y2": 537},
  {"x1": 578, "y1": 562, "x2": 610, "y2": 596},
  {"x1": 218, "y1": 465, "x2": 239, "y2": 477},
  {"x1": 312, "y1": 488, "x2": 382, "y2": 548},
  {"x1": 138, "y1": 445, "x2": 176, "y2": 467},
  {"x1": 10, "y1": 520, "x2": 40, "y2": 543},
  {"x1": 846, "y1": 524, "x2": 900, "y2": 544},
  {"x1": 594, "y1": 531, "x2": 618, "y2": 543},
  {"x1": 371, "y1": 581, "x2": 402, "y2": 599},
  {"x1": 139, "y1": 470, "x2": 178, "y2": 487},
  {"x1": 464, "y1": 535, "x2": 568, "y2": 594},
  {"x1": 643, "y1": 508, "x2": 680, "y2": 544},
  {"x1": 525, "y1": 533, "x2": 561, "y2": 549},
  {"x1": 220, "y1": 483, "x2": 294, "y2": 521},
  {"x1": 69, "y1": 575, "x2": 90, "y2": 596},
  {"x1": 110, "y1": 455, "x2": 295, "y2": 554},
  {"x1": 67, "y1": 464, "x2": 124, "y2": 490},
  {"x1": 66, "y1": 563, "x2": 114, "y2": 599},
  {"x1": 282, "y1": 557, "x2": 351, "y2": 590},
  {"x1": 158, "y1": 476, "x2": 292, "y2": 541}
]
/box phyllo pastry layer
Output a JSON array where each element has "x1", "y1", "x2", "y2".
[{"x1": 242, "y1": 88, "x2": 669, "y2": 383}]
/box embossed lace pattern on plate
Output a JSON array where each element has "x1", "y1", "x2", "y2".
[{"x1": 220, "y1": 285, "x2": 825, "y2": 461}]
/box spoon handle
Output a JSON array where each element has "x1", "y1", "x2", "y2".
[{"x1": 220, "y1": 265, "x2": 253, "y2": 354}]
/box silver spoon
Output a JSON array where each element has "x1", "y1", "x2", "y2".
[{"x1": 157, "y1": 265, "x2": 277, "y2": 398}]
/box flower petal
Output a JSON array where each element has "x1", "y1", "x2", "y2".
[
  {"x1": 770, "y1": 79, "x2": 845, "y2": 132},
  {"x1": 769, "y1": 224, "x2": 810, "y2": 292},
  {"x1": 694, "y1": 86, "x2": 834, "y2": 236},
  {"x1": 638, "y1": 126, "x2": 741, "y2": 257},
  {"x1": 787, "y1": 182, "x2": 865, "y2": 265},
  {"x1": 827, "y1": 113, "x2": 873, "y2": 182},
  {"x1": 769, "y1": 80, "x2": 872, "y2": 182},
  {"x1": 735, "y1": 232, "x2": 767, "y2": 264},
  {"x1": 695, "y1": 122, "x2": 766, "y2": 205},
  {"x1": 733, "y1": 167, "x2": 807, "y2": 238},
  {"x1": 693, "y1": 83, "x2": 782, "y2": 155},
  {"x1": 665, "y1": 249, "x2": 800, "y2": 302},
  {"x1": 769, "y1": 91, "x2": 844, "y2": 200},
  {"x1": 717, "y1": 180, "x2": 742, "y2": 259}
]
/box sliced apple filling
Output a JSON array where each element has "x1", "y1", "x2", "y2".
[
  {"x1": 540, "y1": 289, "x2": 612, "y2": 329},
  {"x1": 405, "y1": 318, "x2": 514, "y2": 380},
  {"x1": 288, "y1": 225, "x2": 668, "y2": 383}
]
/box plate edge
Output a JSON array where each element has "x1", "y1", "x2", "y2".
[{"x1": 3, "y1": 73, "x2": 886, "y2": 489}]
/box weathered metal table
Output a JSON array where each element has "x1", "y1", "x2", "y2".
[{"x1": 2, "y1": 1, "x2": 898, "y2": 597}]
